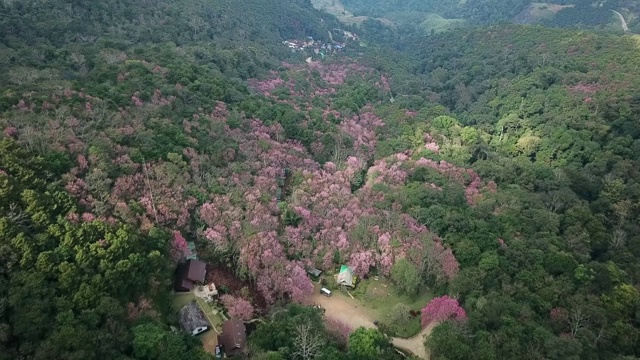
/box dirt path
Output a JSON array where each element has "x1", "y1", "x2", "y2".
[
  {"x1": 391, "y1": 323, "x2": 436, "y2": 360},
  {"x1": 312, "y1": 291, "x2": 433, "y2": 359},
  {"x1": 612, "y1": 10, "x2": 629, "y2": 32},
  {"x1": 312, "y1": 291, "x2": 376, "y2": 330}
]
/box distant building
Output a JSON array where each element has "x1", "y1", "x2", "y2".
[
  {"x1": 217, "y1": 319, "x2": 247, "y2": 357},
  {"x1": 174, "y1": 259, "x2": 207, "y2": 292},
  {"x1": 179, "y1": 302, "x2": 210, "y2": 336}
]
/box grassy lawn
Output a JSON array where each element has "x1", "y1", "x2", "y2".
[
  {"x1": 349, "y1": 277, "x2": 432, "y2": 338},
  {"x1": 172, "y1": 293, "x2": 226, "y2": 353}
]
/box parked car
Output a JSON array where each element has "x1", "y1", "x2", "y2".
[
  {"x1": 320, "y1": 287, "x2": 332, "y2": 297},
  {"x1": 313, "y1": 305, "x2": 326, "y2": 313}
]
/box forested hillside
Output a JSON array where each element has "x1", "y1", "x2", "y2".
[
  {"x1": 367, "y1": 26, "x2": 640, "y2": 359},
  {"x1": 0, "y1": 0, "x2": 352, "y2": 359},
  {"x1": 337, "y1": 0, "x2": 639, "y2": 32},
  {"x1": 0, "y1": 0, "x2": 340, "y2": 88},
  {"x1": 2, "y1": 0, "x2": 640, "y2": 359}
]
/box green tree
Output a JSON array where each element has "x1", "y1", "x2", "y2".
[
  {"x1": 389, "y1": 303, "x2": 411, "y2": 323},
  {"x1": 0, "y1": 141, "x2": 177, "y2": 359},
  {"x1": 133, "y1": 322, "x2": 210, "y2": 360},
  {"x1": 390, "y1": 259, "x2": 421, "y2": 295},
  {"x1": 426, "y1": 322, "x2": 475, "y2": 360},
  {"x1": 347, "y1": 328, "x2": 397, "y2": 360},
  {"x1": 250, "y1": 304, "x2": 338, "y2": 359}
]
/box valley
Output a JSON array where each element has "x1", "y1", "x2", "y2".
[{"x1": 1, "y1": 1, "x2": 640, "y2": 360}]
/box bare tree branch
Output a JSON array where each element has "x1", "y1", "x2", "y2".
[
  {"x1": 610, "y1": 228, "x2": 627, "y2": 250},
  {"x1": 292, "y1": 321, "x2": 324, "y2": 360},
  {"x1": 568, "y1": 307, "x2": 589, "y2": 338}
]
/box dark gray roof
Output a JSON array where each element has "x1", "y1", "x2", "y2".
[
  {"x1": 179, "y1": 302, "x2": 209, "y2": 333},
  {"x1": 307, "y1": 268, "x2": 323, "y2": 277}
]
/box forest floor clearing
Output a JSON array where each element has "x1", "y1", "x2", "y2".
[
  {"x1": 312, "y1": 280, "x2": 433, "y2": 359},
  {"x1": 172, "y1": 292, "x2": 225, "y2": 353}
]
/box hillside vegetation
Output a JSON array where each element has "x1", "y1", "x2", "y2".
[
  {"x1": 2, "y1": 0, "x2": 640, "y2": 360},
  {"x1": 367, "y1": 25, "x2": 640, "y2": 359},
  {"x1": 338, "y1": 0, "x2": 640, "y2": 32}
]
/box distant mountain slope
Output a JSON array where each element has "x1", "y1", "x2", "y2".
[
  {"x1": 339, "y1": 0, "x2": 530, "y2": 25},
  {"x1": 327, "y1": 0, "x2": 638, "y2": 32},
  {"x1": 0, "y1": 0, "x2": 348, "y2": 90},
  {"x1": 0, "y1": 0, "x2": 337, "y2": 48}
]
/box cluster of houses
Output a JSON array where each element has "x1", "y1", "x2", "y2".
[
  {"x1": 282, "y1": 30, "x2": 357, "y2": 58},
  {"x1": 174, "y1": 245, "x2": 246, "y2": 358},
  {"x1": 282, "y1": 37, "x2": 346, "y2": 56},
  {"x1": 174, "y1": 240, "x2": 359, "y2": 358}
]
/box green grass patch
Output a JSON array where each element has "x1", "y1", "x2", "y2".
[
  {"x1": 351, "y1": 278, "x2": 432, "y2": 338},
  {"x1": 172, "y1": 292, "x2": 198, "y2": 309}
]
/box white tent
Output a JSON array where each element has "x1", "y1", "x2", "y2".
[{"x1": 337, "y1": 265, "x2": 354, "y2": 287}]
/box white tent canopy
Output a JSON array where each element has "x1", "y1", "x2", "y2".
[{"x1": 337, "y1": 265, "x2": 354, "y2": 287}]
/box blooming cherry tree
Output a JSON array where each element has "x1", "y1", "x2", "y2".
[
  {"x1": 170, "y1": 231, "x2": 189, "y2": 262},
  {"x1": 421, "y1": 295, "x2": 467, "y2": 327},
  {"x1": 220, "y1": 295, "x2": 255, "y2": 321}
]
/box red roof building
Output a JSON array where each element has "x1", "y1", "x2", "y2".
[
  {"x1": 217, "y1": 319, "x2": 247, "y2": 357},
  {"x1": 174, "y1": 259, "x2": 207, "y2": 292}
]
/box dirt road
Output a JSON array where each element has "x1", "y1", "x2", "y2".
[
  {"x1": 312, "y1": 291, "x2": 433, "y2": 359},
  {"x1": 312, "y1": 290, "x2": 376, "y2": 330},
  {"x1": 612, "y1": 10, "x2": 629, "y2": 32},
  {"x1": 391, "y1": 323, "x2": 435, "y2": 360}
]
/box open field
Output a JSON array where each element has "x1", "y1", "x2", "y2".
[
  {"x1": 514, "y1": 3, "x2": 575, "y2": 24},
  {"x1": 310, "y1": 0, "x2": 394, "y2": 26}
]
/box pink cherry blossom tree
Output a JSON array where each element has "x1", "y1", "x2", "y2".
[
  {"x1": 325, "y1": 316, "x2": 352, "y2": 345},
  {"x1": 220, "y1": 294, "x2": 255, "y2": 321},
  {"x1": 170, "y1": 231, "x2": 189, "y2": 262},
  {"x1": 421, "y1": 295, "x2": 467, "y2": 327}
]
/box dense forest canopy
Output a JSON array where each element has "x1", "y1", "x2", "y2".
[{"x1": 1, "y1": 0, "x2": 640, "y2": 359}]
